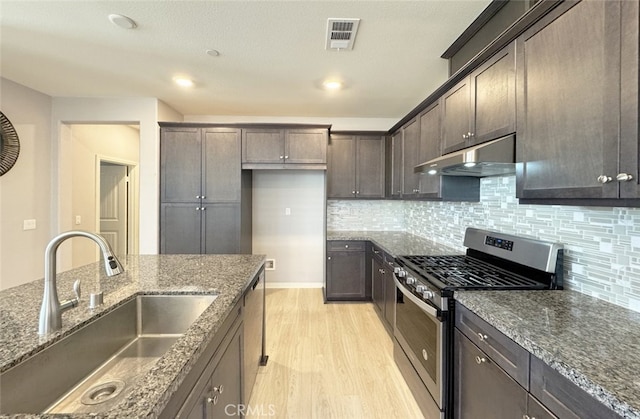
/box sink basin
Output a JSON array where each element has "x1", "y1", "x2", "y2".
[{"x1": 0, "y1": 294, "x2": 218, "y2": 414}]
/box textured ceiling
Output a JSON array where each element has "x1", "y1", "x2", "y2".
[{"x1": 0, "y1": 1, "x2": 490, "y2": 118}]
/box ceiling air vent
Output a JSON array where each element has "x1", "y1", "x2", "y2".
[{"x1": 325, "y1": 18, "x2": 360, "y2": 50}]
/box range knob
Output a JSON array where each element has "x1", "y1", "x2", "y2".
[
  {"x1": 406, "y1": 276, "x2": 416, "y2": 285},
  {"x1": 415, "y1": 285, "x2": 427, "y2": 293},
  {"x1": 396, "y1": 269, "x2": 406, "y2": 278},
  {"x1": 422, "y1": 290, "x2": 435, "y2": 300}
]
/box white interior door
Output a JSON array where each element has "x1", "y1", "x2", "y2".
[{"x1": 100, "y1": 162, "x2": 128, "y2": 259}]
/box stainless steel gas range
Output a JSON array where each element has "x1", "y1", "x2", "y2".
[{"x1": 392, "y1": 228, "x2": 563, "y2": 419}]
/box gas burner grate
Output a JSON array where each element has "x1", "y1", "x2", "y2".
[{"x1": 400, "y1": 255, "x2": 545, "y2": 290}]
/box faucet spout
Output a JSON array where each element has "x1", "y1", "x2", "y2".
[{"x1": 38, "y1": 230, "x2": 124, "y2": 335}]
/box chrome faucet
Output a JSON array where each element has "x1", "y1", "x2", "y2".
[{"x1": 38, "y1": 230, "x2": 124, "y2": 335}]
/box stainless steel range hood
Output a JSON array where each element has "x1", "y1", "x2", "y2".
[{"x1": 414, "y1": 134, "x2": 515, "y2": 177}]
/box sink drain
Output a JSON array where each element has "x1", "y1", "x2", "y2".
[{"x1": 81, "y1": 380, "x2": 126, "y2": 405}]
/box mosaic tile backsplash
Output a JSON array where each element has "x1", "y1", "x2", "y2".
[{"x1": 327, "y1": 176, "x2": 640, "y2": 312}]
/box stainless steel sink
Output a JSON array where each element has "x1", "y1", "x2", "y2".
[{"x1": 0, "y1": 294, "x2": 218, "y2": 414}]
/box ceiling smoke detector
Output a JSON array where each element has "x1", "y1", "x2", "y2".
[{"x1": 325, "y1": 18, "x2": 360, "y2": 50}]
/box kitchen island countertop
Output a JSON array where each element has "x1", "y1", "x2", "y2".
[
  {"x1": 328, "y1": 229, "x2": 640, "y2": 419},
  {"x1": 0, "y1": 254, "x2": 265, "y2": 418}
]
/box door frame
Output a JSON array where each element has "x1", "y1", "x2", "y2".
[{"x1": 95, "y1": 155, "x2": 139, "y2": 259}]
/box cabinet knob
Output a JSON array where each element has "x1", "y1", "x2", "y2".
[
  {"x1": 206, "y1": 395, "x2": 219, "y2": 405},
  {"x1": 201, "y1": 207, "x2": 206, "y2": 211},
  {"x1": 381, "y1": 269, "x2": 386, "y2": 274},
  {"x1": 462, "y1": 134, "x2": 468, "y2": 139},
  {"x1": 344, "y1": 245, "x2": 349, "y2": 248},
  {"x1": 196, "y1": 207, "x2": 201, "y2": 211},
  {"x1": 201, "y1": 196, "x2": 206, "y2": 199},
  {"x1": 328, "y1": 256, "x2": 331, "y2": 260},
  {"x1": 356, "y1": 191, "x2": 360, "y2": 194},
  {"x1": 196, "y1": 195, "x2": 201, "y2": 199},
  {"x1": 616, "y1": 173, "x2": 634, "y2": 182},
  {"x1": 469, "y1": 132, "x2": 474, "y2": 137},
  {"x1": 597, "y1": 175, "x2": 612, "y2": 184},
  {"x1": 477, "y1": 332, "x2": 488, "y2": 342},
  {"x1": 280, "y1": 155, "x2": 284, "y2": 159},
  {"x1": 475, "y1": 355, "x2": 486, "y2": 364},
  {"x1": 352, "y1": 190, "x2": 356, "y2": 194},
  {"x1": 213, "y1": 385, "x2": 224, "y2": 394},
  {"x1": 285, "y1": 155, "x2": 289, "y2": 159}
]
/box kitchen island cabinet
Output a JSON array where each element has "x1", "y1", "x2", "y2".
[
  {"x1": 516, "y1": 0, "x2": 640, "y2": 205},
  {"x1": 0, "y1": 254, "x2": 265, "y2": 418}
]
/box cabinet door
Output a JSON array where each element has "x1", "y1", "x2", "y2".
[
  {"x1": 442, "y1": 77, "x2": 472, "y2": 154},
  {"x1": 285, "y1": 129, "x2": 327, "y2": 164},
  {"x1": 242, "y1": 128, "x2": 285, "y2": 163},
  {"x1": 454, "y1": 329, "x2": 527, "y2": 419},
  {"x1": 527, "y1": 395, "x2": 557, "y2": 419},
  {"x1": 160, "y1": 203, "x2": 202, "y2": 254},
  {"x1": 355, "y1": 135, "x2": 385, "y2": 198},
  {"x1": 326, "y1": 251, "x2": 366, "y2": 300},
  {"x1": 160, "y1": 128, "x2": 202, "y2": 203},
  {"x1": 327, "y1": 135, "x2": 356, "y2": 198},
  {"x1": 620, "y1": 0, "x2": 640, "y2": 199},
  {"x1": 418, "y1": 101, "x2": 443, "y2": 196},
  {"x1": 371, "y1": 256, "x2": 385, "y2": 313},
  {"x1": 516, "y1": 1, "x2": 621, "y2": 199},
  {"x1": 471, "y1": 41, "x2": 516, "y2": 145},
  {"x1": 383, "y1": 265, "x2": 395, "y2": 328},
  {"x1": 208, "y1": 325, "x2": 243, "y2": 419},
  {"x1": 203, "y1": 203, "x2": 241, "y2": 254},
  {"x1": 202, "y1": 128, "x2": 241, "y2": 203},
  {"x1": 402, "y1": 118, "x2": 420, "y2": 196},
  {"x1": 390, "y1": 131, "x2": 403, "y2": 197}
]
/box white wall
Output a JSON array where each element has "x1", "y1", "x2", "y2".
[
  {"x1": 184, "y1": 115, "x2": 397, "y2": 132},
  {"x1": 52, "y1": 97, "x2": 165, "y2": 270},
  {"x1": 0, "y1": 78, "x2": 53, "y2": 290},
  {"x1": 252, "y1": 171, "x2": 325, "y2": 287},
  {"x1": 69, "y1": 124, "x2": 140, "y2": 268}
]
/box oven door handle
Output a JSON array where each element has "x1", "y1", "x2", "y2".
[{"x1": 394, "y1": 274, "x2": 443, "y2": 320}]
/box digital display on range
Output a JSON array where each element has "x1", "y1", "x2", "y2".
[{"x1": 485, "y1": 235, "x2": 514, "y2": 251}]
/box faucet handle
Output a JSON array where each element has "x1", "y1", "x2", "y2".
[{"x1": 73, "y1": 279, "x2": 81, "y2": 301}]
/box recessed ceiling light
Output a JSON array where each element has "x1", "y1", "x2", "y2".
[
  {"x1": 174, "y1": 77, "x2": 194, "y2": 88},
  {"x1": 206, "y1": 49, "x2": 220, "y2": 57},
  {"x1": 322, "y1": 80, "x2": 343, "y2": 90},
  {"x1": 108, "y1": 14, "x2": 137, "y2": 30}
]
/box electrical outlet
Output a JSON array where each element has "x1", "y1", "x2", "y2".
[
  {"x1": 265, "y1": 259, "x2": 276, "y2": 270},
  {"x1": 23, "y1": 219, "x2": 36, "y2": 230},
  {"x1": 75, "y1": 215, "x2": 82, "y2": 225},
  {"x1": 285, "y1": 208, "x2": 291, "y2": 216}
]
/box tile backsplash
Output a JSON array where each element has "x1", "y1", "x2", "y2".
[{"x1": 327, "y1": 176, "x2": 640, "y2": 312}]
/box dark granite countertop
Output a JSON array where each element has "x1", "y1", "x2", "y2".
[
  {"x1": 456, "y1": 291, "x2": 640, "y2": 419},
  {"x1": 327, "y1": 230, "x2": 461, "y2": 256},
  {"x1": 0, "y1": 254, "x2": 265, "y2": 418},
  {"x1": 328, "y1": 230, "x2": 640, "y2": 419}
]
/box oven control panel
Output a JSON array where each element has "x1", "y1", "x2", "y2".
[{"x1": 485, "y1": 235, "x2": 514, "y2": 251}]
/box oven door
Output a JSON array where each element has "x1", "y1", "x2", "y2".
[{"x1": 394, "y1": 274, "x2": 445, "y2": 411}]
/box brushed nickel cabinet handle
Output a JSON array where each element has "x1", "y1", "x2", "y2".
[
  {"x1": 597, "y1": 175, "x2": 612, "y2": 184},
  {"x1": 617, "y1": 173, "x2": 634, "y2": 182}
]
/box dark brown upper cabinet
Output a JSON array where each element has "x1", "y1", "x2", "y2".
[
  {"x1": 442, "y1": 41, "x2": 516, "y2": 154},
  {"x1": 516, "y1": 0, "x2": 640, "y2": 204},
  {"x1": 241, "y1": 127, "x2": 328, "y2": 169},
  {"x1": 417, "y1": 102, "x2": 480, "y2": 202},
  {"x1": 327, "y1": 134, "x2": 385, "y2": 199},
  {"x1": 402, "y1": 118, "x2": 420, "y2": 196},
  {"x1": 390, "y1": 130, "x2": 404, "y2": 198}
]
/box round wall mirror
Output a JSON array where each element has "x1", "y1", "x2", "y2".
[{"x1": 0, "y1": 111, "x2": 20, "y2": 176}]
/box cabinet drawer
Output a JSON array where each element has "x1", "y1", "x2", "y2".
[
  {"x1": 455, "y1": 303, "x2": 530, "y2": 389},
  {"x1": 327, "y1": 240, "x2": 366, "y2": 252},
  {"x1": 371, "y1": 243, "x2": 384, "y2": 262},
  {"x1": 530, "y1": 356, "x2": 622, "y2": 419}
]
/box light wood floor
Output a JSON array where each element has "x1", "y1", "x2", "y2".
[{"x1": 247, "y1": 288, "x2": 424, "y2": 419}]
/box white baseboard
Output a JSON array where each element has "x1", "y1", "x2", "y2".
[{"x1": 265, "y1": 282, "x2": 324, "y2": 289}]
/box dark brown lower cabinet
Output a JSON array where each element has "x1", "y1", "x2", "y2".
[
  {"x1": 455, "y1": 303, "x2": 622, "y2": 419},
  {"x1": 454, "y1": 329, "x2": 528, "y2": 419},
  {"x1": 181, "y1": 323, "x2": 243, "y2": 419},
  {"x1": 371, "y1": 255, "x2": 385, "y2": 312},
  {"x1": 326, "y1": 241, "x2": 368, "y2": 301}
]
